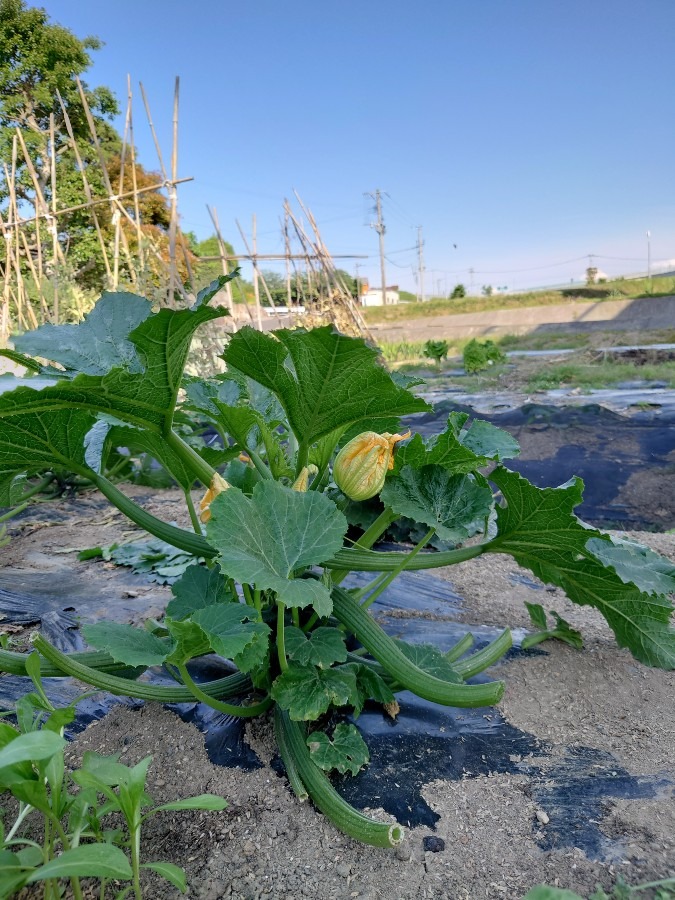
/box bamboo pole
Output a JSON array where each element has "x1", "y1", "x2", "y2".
[
  {"x1": 127, "y1": 75, "x2": 145, "y2": 280},
  {"x1": 7, "y1": 143, "x2": 26, "y2": 329},
  {"x1": 235, "y1": 216, "x2": 277, "y2": 313},
  {"x1": 49, "y1": 114, "x2": 59, "y2": 322},
  {"x1": 1, "y1": 175, "x2": 193, "y2": 230},
  {"x1": 55, "y1": 90, "x2": 113, "y2": 285},
  {"x1": 168, "y1": 77, "x2": 180, "y2": 303},
  {"x1": 74, "y1": 78, "x2": 137, "y2": 286},
  {"x1": 207, "y1": 204, "x2": 250, "y2": 328}
]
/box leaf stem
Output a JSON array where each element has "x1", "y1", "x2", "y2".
[
  {"x1": 361, "y1": 527, "x2": 435, "y2": 610},
  {"x1": 165, "y1": 429, "x2": 217, "y2": 487},
  {"x1": 31, "y1": 635, "x2": 253, "y2": 702},
  {"x1": 332, "y1": 586, "x2": 505, "y2": 708},
  {"x1": 177, "y1": 663, "x2": 272, "y2": 718},
  {"x1": 183, "y1": 488, "x2": 203, "y2": 535},
  {"x1": 90, "y1": 473, "x2": 215, "y2": 558},
  {"x1": 326, "y1": 541, "x2": 485, "y2": 572},
  {"x1": 274, "y1": 708, "x2": 404, "y2": 847},
  {"x1": 276, "y1": 601, "x2": 288, "y2": 672},
  {"x1": 331, "y1": 507, "x2": 398, "y2": 583}
]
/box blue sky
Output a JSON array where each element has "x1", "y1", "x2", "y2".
[{"x1": 44, "y1": 0, "x2": 675, "y2": 293}]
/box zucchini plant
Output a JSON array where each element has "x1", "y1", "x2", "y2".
[{"x1": 0, "y1": 274, "x2": 674, "y2": 847}]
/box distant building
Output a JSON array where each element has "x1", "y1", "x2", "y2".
[{"x1": 359, "y1": 280, "x2": 400, "y2": 306}]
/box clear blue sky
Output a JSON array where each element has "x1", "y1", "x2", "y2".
[{"x1": 44, "y1": 0, "x2": 675, "y2": 293}]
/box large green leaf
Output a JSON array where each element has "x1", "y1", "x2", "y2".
[
  {"x1": 14, "y1": 291, "x2": 152, "y2": 376},
  {"x1": 586, "y1": 535, "x2": 675, "y2": 596},
  {"x1": 306, "y1": 723, "x2": 369, "y2": 776},
  {"x1": 394, "y1": 412, "x2": 519, "y2": 475},
  {"x1": 381, "y1": 465, "x2": 493, "y2": 543},
  {"x1": 82, "y1": 623, "x2": 171, "y2": 667},
  {"x1": 394, "y1": 640, "x2": 463, "y2": 683},
  {"x1": 270, "y1": 663, "x2": 358, "y2": 720},
  {"x1": 207, "y1": 481, "x2": 347, "y2": 617},
  {"x1": 285, "y1": 626, "x2": 347, "y2": 668},
  {"x1": 191, "y1": 604, "x2": 270, "y2": 661},
  {"x1": 0, "y1": 281, "x2": 231, "y2": 490},
  {"x1": 487, "y1": 468, "x2": 675, "y2": 669},
  {"x1": 166, "y1": 563, "x2": 235, "y2": 620},
  {"x1": 222, "y1": 326, "x2": 429, "y2": 446}
]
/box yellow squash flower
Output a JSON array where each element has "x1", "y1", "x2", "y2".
[{"x1": 333, "y1": 430, "x2": 410, "y2": 501}]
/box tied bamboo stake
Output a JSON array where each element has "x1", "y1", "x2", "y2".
[
  {"x1": 49, "y1": 113, "x2": 59, "y2": 322},
  {"x1": 207, "y1": 204, "x2": 249, "y2": 328},
  {"x1": 56, "y1": 89, "x2": 113, "y2": 286},
  {"x1": 235, "y1": 216, "x2": 277, "y2": 314},
  {"x1": 168, "y1": 76, "x2": 180, "y2": 304},
  {"x1": 74, "y1": 78, "x2": 137, "y2": 287},
  {"x1": 127, "y1": 75, "x2": 145, "y2": 284}
]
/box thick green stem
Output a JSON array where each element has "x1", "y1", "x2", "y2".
[
  {"x1": 91, "y1": 474, "x2": 215, "y2": 558},
  {"x1": 0, "y1": 502, "x2": 28, "y2": 523},
  {"x1": 0, "y1": 647, "x2": 143, "y2": 678},
  {"x1": 295, "y1": 442, "x2": 309, "y2": 478},
  {"x1": 273, "y1": 707, "x2": 308, "y2": 801},
  {"x1": 326, "y1": 542, "x2": 486, "y2": 572},
  {"x1": 165, "y1": 429, "x2": 216, "y2": 487},
  {"x1": 330, "y1": 507, "x2": 398, "y2": 584},
  {"x1": 444, "y1": 633, "x2": 475, "y2": 663},
  {"x1": 276, "y1": 601, "x2": 288, "y2": 672},
  {"x1": 361, "y1": 527, "x2": 435, "y2": 610},
  {"x1": 274, "y1": 708, "x2": 404, "y2": 847},
  {"x1": 32, "y1": 636, "x2": 252, "y2": 702},
  {"x1": 452, "y1": 629, "x2": 512, "y2": 680},
  {"x1": 177, "y1": 664, "x2": 271, "y2": 718},
  {"x1": 331, "y1": 586, "x2": 504, "y2": 708}
]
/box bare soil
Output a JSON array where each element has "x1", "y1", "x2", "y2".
[{"x1": 2, "y1": 489, "x2": 674, "y2": 900}]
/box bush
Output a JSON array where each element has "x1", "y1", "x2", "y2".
[{"x1": 463, "y1": 338, "x2": 506, "y2": 373}]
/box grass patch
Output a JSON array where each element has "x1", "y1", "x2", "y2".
[
  {"x1": 527, "y1": 360, "x2": 675, "y2": 391},
  {"x1": 497, "y1": 331, "x2": 592, "y2": 352},
  {"x1": 362, "y1": 277, "x2": 675, "y2": 325}
]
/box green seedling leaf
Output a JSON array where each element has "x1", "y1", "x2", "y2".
[
  {"x1": 394, "y1": 640, "x2": 463, "y2": 683},
  {"x1": 14, "y1": 291, "x2": 152, "y2": 376},
  {"x1": 488, "y1": 468, "x2": 675, "y2": 669},
  {"x1": 82, "y1": 623, "x2": 171, "y2": 667},
  {"x1": 25, "y1": 843, "x2": 133, "y2": 883},
  {"x1": 151, "y1": 794, "x2": 228, "y2": 813},
  {"x1": 381, "y1": 465, "x2": 493, "y2": 543},
  {"x1": 0, "y1": 730, "x2": 65, "y2": 769},
  {"x1": 79, "y1": 751, "x2": 136, "y2": 786},
  {"x1": 191, "y1": 603, "x2": 270, "y2": 662},
  {"x1": 222, "y1": 325, "x2": 429, "y2": 446},
  {"x1": 307, "y1": 723, "x2": 370, "y2": 776},
  {"x1": 0, "y1": 850, "x2": 31, "y2": 900},
  {"x1": 285, "y1": 626, "x2": 347, "y2": 668},
  {"x1": 270, "y1": 663, "x2": 358, "y2": 721},
  {"x1": 522, "y1": 603, "x2": 584, "y2": 650},
  {"x1": 166, "y1": 563, "x2": 236, "y2": 620},
  {"x1": 207, "y1": 481, "x2": 346, "y2": 617},
  {"x1": 586, "y1": 535, "x2": 675, "y2": 596},
  {"x1": 140, "y1": 861, "x2": 186, "y2": 893}
]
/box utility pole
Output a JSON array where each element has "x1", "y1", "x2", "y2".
[
  {"x1": 417, "y1": 225, "x2": 425, "y2": 302},
  {"x1": 367, "y1": 189, "x2": 387, "y2": 306}
]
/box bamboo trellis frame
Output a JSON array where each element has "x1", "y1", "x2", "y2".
[{"x1": 0, "y1": 78, "x2": 371, "y2": 345}]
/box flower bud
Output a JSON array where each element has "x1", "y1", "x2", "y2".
[
  {"x1": 199, "y1": 473, "x2": 231, "y2": 523},
  {"x1": 292, "y1": 464, "x2": 319, "y2": 492},
  {"x1": 333, "y1": 430, "x2": 410, "y2": 501}
]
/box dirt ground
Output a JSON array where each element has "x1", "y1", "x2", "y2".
[{"x1": 2, "y1": 488, "x2": 674, "y2": 900}]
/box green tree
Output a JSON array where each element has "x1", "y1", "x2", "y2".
[
  {"x1": 0, "y1": 0, "x2": 118, "y2": 202},
  {"x1": 451, "y1": 283, "x2": 466, "y2": 299}
]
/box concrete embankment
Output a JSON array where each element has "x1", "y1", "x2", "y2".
[{"x1": 368, "y1": 294, "x2": 675, "y2": 343}]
